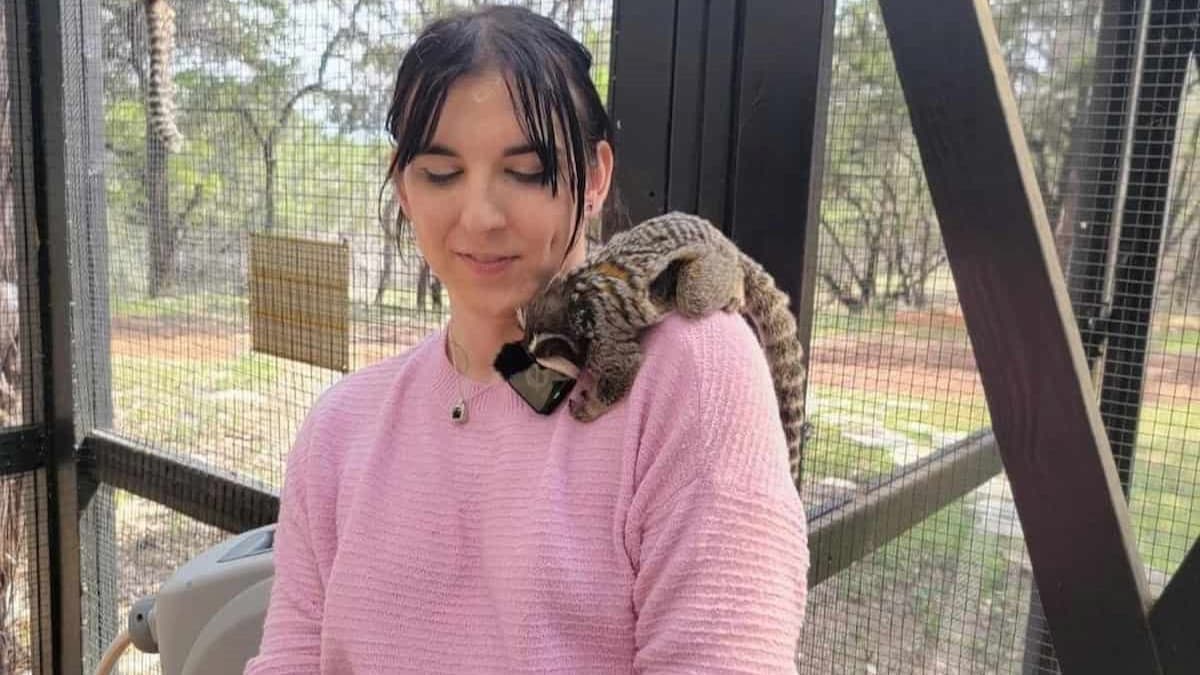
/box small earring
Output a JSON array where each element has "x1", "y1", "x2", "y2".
[{"x1": 586, "y1": 202, "x2": 593, "y2": 213}]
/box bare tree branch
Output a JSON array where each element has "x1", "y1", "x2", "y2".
[{"x1": 237, "y1": 107, "x2": 266, "y2": 144}]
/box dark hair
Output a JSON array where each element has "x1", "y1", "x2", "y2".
[{"x1": 383, "y1": 4, "x2": 624, "y2": 252}]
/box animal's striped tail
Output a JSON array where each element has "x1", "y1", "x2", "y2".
[
  {"x1": 740, "y1": 252, "x2": 808, "y2": 488},
  {"x1": 146, "y1": 0, "x2": 184, "y2": 153}
]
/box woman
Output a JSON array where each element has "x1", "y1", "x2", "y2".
[{"x1": 245, "y1": 5, "x2": 808, "y2": 673}]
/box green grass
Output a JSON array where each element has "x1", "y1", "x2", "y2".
[
  {"x1": 1153, "y1": 326, "x2": 1200, "y2": 356},
  {"x1": 811, "y1": 308, "x2": 898, "y2": 339},
  {"x1": 111, "y1": 350, "x2": 291, "y2": 484},
  {"x1": 805, "y1": 385, "x2": 989, "y2": 483},
  {"x1": 804, "y1": 430, "x2": 895, "y2": 482},
  {"x1": 832, "y1": 497, "x2": 1026, "y2": 669},
  {"x1": 1129, "y1": 401, "x2": 1200, "y2": 574},
  {"x1": 808, "y1": 377, "x2": 1200, "y2": 587},
  {"x1": 113, "y1": 292, "x2": 249, "y2": 322},
  {"x1": 112, "y1": 287, "x2": 451, "y2": 327},
  {"x1": 364, "y1": 286, "x2": 449, "y2": 321},
  {"x1": 804, "y1": 378, "x2": 1200, "y2": 664}
]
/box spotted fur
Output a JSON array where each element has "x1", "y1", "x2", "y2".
[
  {"x1": 519, "y1": 211, "x2": 809, "y2": 485},
  {"x1": 145, "y1": 0, "x2": 183, "y2": 152}
]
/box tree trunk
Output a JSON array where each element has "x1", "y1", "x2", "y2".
[
  {"x1": 146, "y1": 127, "x2": 175, "y2": 297},
  {"x1": 264, "y1": 141, "x2": 276, "y2": 231},
  {"x1": 375, "y1": 189, "x2": 400, "y2": 305}
]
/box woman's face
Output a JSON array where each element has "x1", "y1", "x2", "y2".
[{"x1": 395, "y1": 69, "x2": 612, "y2": 322}]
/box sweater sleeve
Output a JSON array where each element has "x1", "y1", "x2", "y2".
[
  {"x1": 628, "y1": 313, "x2": 809, "y2": 674},
  {"x1": 244, "y1": 410, "x2": 327, "y2": 674}
]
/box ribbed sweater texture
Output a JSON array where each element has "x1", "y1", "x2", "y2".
[{"x1": 245, "y1": 312, "x2": 809, "y2": 673}]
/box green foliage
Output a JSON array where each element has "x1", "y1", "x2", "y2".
[
  {"x1": 1130, "y1": 402, "x2": 1200, "y2": 574},
  {"x1": 821, "y1": 0, "x2": 1107, "y2": 312},
  {"x1": 112, "y1": 292, "x2": 249, "y2": 322},
  {"x1": 102, "y1": 0, "x2": 616, "y2": 300}
]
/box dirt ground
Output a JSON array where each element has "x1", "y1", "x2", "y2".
[{"x1": 110, "y1": 315, "x2": 1200, "y2": 405}]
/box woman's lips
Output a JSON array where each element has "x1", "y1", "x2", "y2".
[{"x1": 458, "y1": 252, "x2": 518, "y2": 276}]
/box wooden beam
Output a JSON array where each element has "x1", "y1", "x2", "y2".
[
  {"x1": 84, "y1": 431, "x2": 279, "y2": 534},
  {"x1": 1150, "y1": 537, "x2": 1200, "y2": 673},
  {"x1": 807, "y1": 429, "x2": 1002, "y2": 586},
  {"x1": 877, "y1": 1, "x2": 1161, "y2": 672}
]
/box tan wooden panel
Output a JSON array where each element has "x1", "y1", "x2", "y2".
[{"x1": 248, "y1": 233, "x2": 349, "y2": 372}]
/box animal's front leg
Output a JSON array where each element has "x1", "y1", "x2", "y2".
[{"x1": 571, "y1": 337, "x2": 642, "y2": 422}]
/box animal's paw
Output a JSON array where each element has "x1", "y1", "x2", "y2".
[{"x1": 569, "y1": 390, "x2": 607, "y2": 422}]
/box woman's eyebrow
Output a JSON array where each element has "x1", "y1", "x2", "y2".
[
  {"x1": 503, "y1": 143, "x2": 537, "y2": 157},
  {"x1": 419, "y1": 144, "x2": 459, "y2": 158},
  {"x1": 416, "y1": 143, "x2": 538, "y2": 158}
]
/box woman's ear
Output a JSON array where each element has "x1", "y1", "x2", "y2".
[{"x1": 586, "y1": 140, "x2": 614, "y2": 216}]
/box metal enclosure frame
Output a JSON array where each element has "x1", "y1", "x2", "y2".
[{"x1": 5, "y1": 0, "x2": 1199, "y2": 672}]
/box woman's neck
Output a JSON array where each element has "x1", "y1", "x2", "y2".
[{"x1": 445, "y1": 311, "x2": 523, "y2": 383}]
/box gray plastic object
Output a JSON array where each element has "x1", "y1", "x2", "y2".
[
  {"x1": 151, "y1": 523, "x2": 276, "y2": 675},
  {"x1": 128, "y1": 595, "x2": 158, "y2": 653}
]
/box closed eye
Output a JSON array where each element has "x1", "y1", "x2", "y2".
[
  {"x1": 507, "y1": 169, "x2": 545, "y2": 185},
  {"x1": 423, "y1": 168, "x2": 461, "y2": 185}
]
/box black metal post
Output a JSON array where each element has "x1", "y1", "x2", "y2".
[
  {"x1": 1025, "y1": 2, "x2": 1198, "y2": 671},
  {"x1": 725, "y1": 0, "x2": 833, "y2": 484},
  {"x1": 27, "y1": 0, "x2": 83, "y2": 670},
  {"x1": 1092, "y1": 0, "x2": 1195, "y2": 497},
  {"x1": 607, "y1": 0, "x2": 677, "y2": 231},
  {"x1": 1064, "y1": 0, "x2": 1196, "y2": 493},
  {"x1": 1150, "y1": 536, "x2": 1200, "y2": 673},
  {"x1": 609, "y1": 0, "x2": 833, "y2": 482}
]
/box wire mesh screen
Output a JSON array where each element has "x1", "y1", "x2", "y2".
[
  {"x1": 97, "y1": 0, "x2": 613, "y2": 489},
  {"x1": 49, "y1": 0, "x2": 1197, "y2": 672},
  {"x1": 82, "y1": 488, "x2": 226, "y2": 675},
  {"x1": 1088, "y1": 2, "x2": 1200, "y2": 592},
  {"x1": 0, "y1": 472, "x2": 45, "y2": 675},
  {"x1": 87, "y1": 0, "x2": 614, "y2": 671},
  {"x1": 800, "y1": 0, "x2": 1200, "y2": 672}
]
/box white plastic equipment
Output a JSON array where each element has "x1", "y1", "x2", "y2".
[{"x1": 95, "y1": 524, "x2": 276, "y2": 675}]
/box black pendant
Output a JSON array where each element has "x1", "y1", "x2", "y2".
[{"x1": 451, "y1": 401, "x2": 467, "y2": 424}]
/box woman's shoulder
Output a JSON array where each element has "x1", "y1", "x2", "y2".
[
  {"x1": 639, "y1": 310, "x2": 771, "y2": 387},
  {"x1": 623, "y1": 310, "x2": 792, "y2": 503},
  {"x1": 627, "y1": 310, "x2": 779, "y2": 437}
]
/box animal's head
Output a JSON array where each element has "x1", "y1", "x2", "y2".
[{"x1": 518, "y1": 275, "x2": 591, "y2": 367}]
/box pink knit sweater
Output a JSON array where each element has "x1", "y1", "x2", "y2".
[{"x1": 244, "y1": 312, "x2": 808, "y2": 673}]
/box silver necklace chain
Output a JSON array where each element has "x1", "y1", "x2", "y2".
[{"x1": 446, "y1": 327, "x2": 488, "y2": 424}]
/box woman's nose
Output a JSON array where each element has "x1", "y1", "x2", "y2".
[{"x1": 458, "y1": 180, "x2": 506, "y2": 233}]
